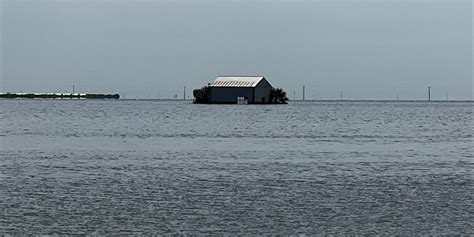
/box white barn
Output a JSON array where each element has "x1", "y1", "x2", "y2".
[{"x1": 207, "y1": 76, "x2": 273, "y2": 104}]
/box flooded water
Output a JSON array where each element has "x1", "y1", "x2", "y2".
[{"x1": 0, "y1": 100, "x2": 473, "y2": 235}]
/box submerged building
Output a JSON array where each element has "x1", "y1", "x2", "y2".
[{"x1": 207, "y1": 76, "x2": 273, "y2": 104}]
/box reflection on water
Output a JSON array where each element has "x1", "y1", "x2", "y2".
[{"x1": 0, "y1": 100, "x2": 473, "y2": 235}]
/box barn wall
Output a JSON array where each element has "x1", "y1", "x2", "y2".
[
  {"x1": 254, "y1": 79, "x2": 273, "y2": 103},
  {"x1": 209, "y1": 87, "x2": 254, "y2": 104}
]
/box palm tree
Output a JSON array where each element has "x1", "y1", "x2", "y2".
[{"x1": 270, "y1": 87, "x2": 289, "y2": 104}]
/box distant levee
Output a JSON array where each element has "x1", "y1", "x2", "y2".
[{"x1": 0, "y1": 93, "x2": 120, "y2": 99}]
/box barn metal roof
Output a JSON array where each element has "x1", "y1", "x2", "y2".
[{"x1": 209, "y1": 76, "x2": 265, "y2": 88}]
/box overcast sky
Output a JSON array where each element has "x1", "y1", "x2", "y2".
[{"x1": 1, "y1": 0, "x2": 472, "y2": 100}]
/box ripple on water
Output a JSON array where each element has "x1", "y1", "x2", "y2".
[{"x1": 0, "y1": 100, "x2": 472, "y2": 235}]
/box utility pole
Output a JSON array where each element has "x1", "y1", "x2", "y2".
[
  {"x1": 428, "y1": 86, "x2": 431, "y2": 101},
  {"x1": 397, "y1": 92, "x2": 399, "y2": 101},
  {"x1": 340, "y1": 91, "x2": 343, "y2": 100},
  {"x1": 184, "y1": 86, "x2": 186, "y2": 100},
  {"x1": 293, "y1": 91, "x2": 296, "y2": 101},
  {"x1": 302, "y1": 85, "x2": 306, "y2": 101},
  {"x1": 446, "y1": 92, "x2": 448, "y2": 101},
  {"x1": 72, "y1": 85, "x2": 75, "y2": 95}
]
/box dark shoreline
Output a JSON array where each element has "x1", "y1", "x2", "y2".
[
  {"x1": 115, "y1": 99, "x2": 474, "y2": 103},
  {"x1": 1, "y1": 96, "x2": 472, "y2": 103}
]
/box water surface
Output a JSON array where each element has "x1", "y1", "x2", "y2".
[{"x1": 0, "y1": 100, "x2": 472, "y2": 234}]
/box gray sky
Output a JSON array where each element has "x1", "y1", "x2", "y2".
[{"x1": 1, "y1": 0, "x2": 472, "y2": 100}]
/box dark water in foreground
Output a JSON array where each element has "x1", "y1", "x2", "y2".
[{"x1": 0, "y1": 100, "x2": 473, "y2": 235}]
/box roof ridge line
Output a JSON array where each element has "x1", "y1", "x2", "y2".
[{"x1": 217, "y1": 76, "x2": 264, "y2": 77}]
